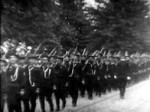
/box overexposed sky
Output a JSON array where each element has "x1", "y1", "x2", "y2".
[
  {"x1": 84, "y1": 0, "x2": 108, "y2": 9},
  {"x1": 84, "y1": 0, "x2": 98, "y2": 8},
  {"x1": 85, "y1": 0, "x2": 150, "y2": 9}
]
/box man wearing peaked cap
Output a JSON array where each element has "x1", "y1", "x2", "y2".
[
  {"x1": 0, "y1": 58, "x2": 8, "y2": 71},
  {"x1": 49, "y1": 55, "x2": 59, "y2": 67},
  {"x1": 17, "y1": 55, "x2": 31, "y2": 112},
  {"x1": 8, "y1": 54, "x2": 19, "y2": 65},
  {"x1": 68, "y1": 52, "x2": 83, "y2": 107},
  {"x1": 83, "y1": 55, "x2": 96, "y2": 100},
  {"x1": 28, "y1": 54, "x2": 47, "y2": 112},
  {"x1": 28, "y1": 55, "x2": 40, "y2": 66},
  {"x1": 6, "y1": 53, "x2": 25, "y2": 112},
  {"x1": 38, "y1": 55, "x2": 54, "y2": 112},
  {"x1": 117, "y1": 55, "x2": 131, "y2": 99},
  {"x1": 80, "y1": 55, "x2": 86, "y2": 63},
  {"x1": 18, "y1": 56, "x2": 28, "y2": 65},
  {"x1": 79, "y1": 55, "x2": 86, "y2": 97},
  {"x1": 51, "y1": 56, "x2": 68, "y2": 111},
  {"x1": 87, "y1": 55, "x2": 96, "y2": 64},
  {"x1": 0, "y1": 58, "x2": 8, "y2": 112},
  {"x1": 40, "y1": 55, "x2": 49, "y2": 65}
]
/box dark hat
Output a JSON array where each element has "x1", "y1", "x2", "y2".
[
  {"x1": 72, "y1": 52, "x2": 80, "y2": 57},
  {"x1": 40, "y1": 52, "x2": 49, "y2": 58},
  {"x1": 55, "y1": 56, "x2": 63, "y2": 61},
  {"x1": 41, "y1": 55, "x2": 49, "y2": 59},
  {"x1": 28, "y1": 55, "x2": 40, "y2": 64},
  {"x1": 0, "y1": 58, "x2": 8, "y2": 63},
  {"x1": 9, "y1": 54, "x2": 19, "y2": 59},
  {"x1": 18, "y1": 56, "x2": 27, "y2": 62},
  {"x1": 114, "y1": 57, "x2": 120, "y2": 60},
  {"x1": 28, "y1": 55, "x2": 38, "y2": 60},
  {"x1": 18, "y1": 55, "x2": 26, "y2": 59},
  {"x1": 49, "y1": 55, "x2": 58, "y2": 59},
  {"x1": 81, "y1": 56, "x2": 86, "y2": 60},
  {"x1": 88, "y1": 55, "x2": 96, "y2": 58}
]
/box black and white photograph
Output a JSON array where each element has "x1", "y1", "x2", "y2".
[{"x1": 1, "y1": 0, "x2": 150, "y2": 112}]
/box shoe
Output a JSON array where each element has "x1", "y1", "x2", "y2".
[
  {"x1": 120, "y1": 96, "x2": 125, "y2": 99},
  {"x1": 50, "y1": 107, "x2": 54, "y2": 112},
  {"x1": 56, "y1": 108, "x2": 60, "y2": 111},
  {"x1": 72, "y1": 102, "x2": 77, "y2": 107},
  {"x1": 88, "y1": 96, "x2": 93, "y2": 100},
  {"x1": 62, "y1": 103, "x2": 66, "y2": 109}
]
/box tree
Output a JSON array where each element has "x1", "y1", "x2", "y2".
[
  {"x1": 1, "y1": 0, "x2": 70, "y2": 50},
  {"x1": 84, "y1": 0, "x2": 150, "y2": 52},
  {"x1": 59, "y1": 0, "x2": 92, "y2": 49},
  {"x1": 1, "y1": 0, "x2": 150, "y2": 53}
]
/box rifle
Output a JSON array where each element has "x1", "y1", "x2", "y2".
[{"x1": 33, "y1": 44, "x2": 41, "y2": 55}]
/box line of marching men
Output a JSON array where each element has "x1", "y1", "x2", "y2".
[{"x1": 1, "y1": 52, "x2": 150, "y2": 112}]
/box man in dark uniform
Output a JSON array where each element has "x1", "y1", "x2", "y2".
[
  {"x1": 17, "y1": 56, "x2": 30, "y2": 112},
  {"x1": 83, "y1": 56, "x2": 95, "y2": 100},
  {"x1": 106, "y1": 57, "x2": 116, "y2": 92},
  {"x1": 99, "y1": 57, "x2": 107, "y2": 94},
  {"x1": 28, "y1": 56, "x2": 40, "y2": 112},
  {"x1": 79, "y1": 55, "x2": 86, "y2": 97},
  {"x1": 94, "y1": 57, "x2": 103, "y2": 96},
  {"x1": 0, "y1": 59, "x2": 8, "y2": 112},
  {"x1": 39, "y1": 56, "x2": 54, "y2": 112},
  {"x1": 51, "y1": 57, "x2": 68, "y2": 111},
  {"x1": 62, "y1": 55, "x2": 70, "y2": 97},
  {"x1": 6, "y1": 55, "x2": 23, "y2": 112},
  {"x1": 104, "y1": 58, "x2": 110, "y2": 92},
  {"x1": 117, "y1": 56, "x2": 131, "y2": 99},
  {"x1": 112, "y1": 57, "x2": 120, "y2": 90},
  {"x1": 29, "y1": 55, "x2": 54, "y2": 112},
  {"x1": 68, "y1": 54, "x2": 82, "y2": 106}
]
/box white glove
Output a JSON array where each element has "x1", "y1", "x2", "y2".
[
  {"x1": 127, "y1": 76, "x2": 131, "y2": 80},
  {"x1": 20, "y1": 89, "x2": 25, "y2": 95},
  {"x1": 82, "y1": 80, "x2": 85, "y2": 84},
  {"x1": 36, "y1": 88, "x2": 40, "y2": 93},
  {"x1": 114, "y1": 75, "x2": 117, "y2": 79},
  {"x1": 53, "y1": 85, "x2": 57, "y2": 90},
  {"x1": 65, "y1": 82, "x2": 68, "y2": 87}
]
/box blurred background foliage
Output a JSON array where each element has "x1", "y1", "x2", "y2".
[{"x1": 1, "y1": 0, "x2": 150, "y2": 53}]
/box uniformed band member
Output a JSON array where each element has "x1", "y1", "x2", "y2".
[
  {"x1": 0, "y1": 59, "x2": 8, "y2": 112},
  {"x1": 79, "y1": 55, "x2": 86, "y2": 97},
  {"x1": 1, "y1": 47, "x2": 150, "y2": 112},
  {"x1": 68, "y1": 54, "x2": 83, "y2": 106},
  {"x1": 39, "y1": 55, "x2": 54, "y2": 112},
  {"x1": 83, "y1": 56, "x2": 95, "y2": 100},
  {"x1": 17, "y1": 56, "x2": 30, "y2": 112},
  {"x1": 6, "y1": 54, "x2": 24, "y2": 112},
  {"x1": 117, "y1": 56, "x2": 130, "y2": 99},
  {"x1": 51, "y1": 57, "x2": 68, "y2": 111}
]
